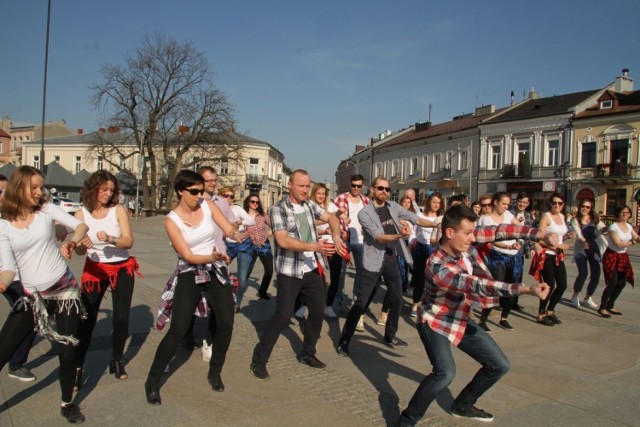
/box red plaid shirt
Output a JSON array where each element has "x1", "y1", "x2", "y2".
[
  {"x1": 333, "y1": 192, "x2": 370, "y2": 235},
  {"x1": 419, "y1": 224, "x2": 537, "y2": 346}
]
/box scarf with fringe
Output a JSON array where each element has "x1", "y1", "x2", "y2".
[{"x1": 81, "y1": 256, "x2": 143, "y2": 292}]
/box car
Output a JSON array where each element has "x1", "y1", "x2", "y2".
[{"x1": 52, "y1": 197, "x2": 82, "y2": 214}]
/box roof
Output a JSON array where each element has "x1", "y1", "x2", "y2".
[
  {"x1": 44, "y1": 162, "x2": 84, "y2": 188},
  {"x1": 574, "y1": 90, "x2": 640, "y2": 119},
  {"x1": 484, "y1": 90, "x2": 601, "y2": 124},
  {"x1": 0, "y1": 129, "x2": 10, "y2": 138},
  {"x1": 0, "y1": 163, "x2": 16, "y2": 177}
]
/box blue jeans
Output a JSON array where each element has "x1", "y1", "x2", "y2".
[
  {"x1": 399, "y1": 321, "x2": 510, "y2": 425},
  {"x1": 234, "y1": 251, "x2": 252, "y2": 306}
]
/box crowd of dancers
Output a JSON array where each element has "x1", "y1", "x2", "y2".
[{"x1": 0, "y1": 167, "x2": 638, "y2": 425}]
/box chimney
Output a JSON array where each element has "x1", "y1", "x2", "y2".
[
  {"x1": 77, "y1": 128, "x2": 83, "y2": 135},
  {"x1": 528, "y1": 87, "x2": 540, "y2": 100},
  {"x1": 355, "y1": 145, "x2": 366, "y2": 153},
  {"x1": 615, "y1": 68, "x2": 633, "y2": 92},
  {"x1": 98, "y1": 127, "x2": 106, "y2": 133},
  {"x1": 108, "y1": 126, "x2": 120, "y2": 134},
  {"x1": 178, "y1": 125, "x2": 190, "y2": 135}
]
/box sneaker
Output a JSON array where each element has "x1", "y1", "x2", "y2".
[
  {"x1": 8, "y1": 367, "x2": 36, "y2": 382},
  {"x1": 498, "y1": 320, "x2": 514, "y2": 331},
  {"x1": 570, "y1": 295, "x2": 580, "y2": 308},
  {"x1": 297, "y1": 354, "x2": 326, "y2": 370},
  {"x1": 383, "y1": 337, "x2": 408, "y2": 348},
  {"x1": 451, "y1": 405, "x2": 494, "y2": 422},
  {"x1": 294, "y1": 306, "x2": 306, "y2": 320},
  {"x1": 61, "y1": 403, "x2": 85, "y2": 424},
  {"x1": 249, "y1": 362, "x2": 270, "y2": 381},
  {"x1": 325, "y1": 306, "x2": 337, "y2": 318},
  {"x1": 583, "y1": 297, "x2": 598, "y2": 309},
  {"x1": 355, "y1": 315, "x2": 365, "y2": 332},
  {"x1": 547, "y1": 313, "x2": 562, "y2": 324},
  {"x1": 478, "y1": 320, "x2": 492, "y2": 334},
  {"x1": 336, "y1": 341, "x2": 350, "y2": 357},
  {"x1": 202, "y1": 340, "x2": 212, "y2": 362}
]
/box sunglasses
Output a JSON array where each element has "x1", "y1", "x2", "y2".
[
  {"x1": 551, "y1": 201, "x2": 564, "y2": 206},
  {"x1": 351, "y1": 184, "x2": 363, "y2": 188},
  {"x1": 375, "y1": 186, "x2": 391, "y2": 192},
  {"x1": 480, "y1": 203, "x2": 492, "y2": 207},
  {"x1": 580, "y1": 205, "x2": 592, "y2": 209},
  {"x1": 249, "y1": 200, "x2": 260, "y2": 204},
  {"x1": 185, "y1": 188, "x2": 204, "y2": 196},
  {"x1": 221, "y1": 194, "x2": 234, "y2": 199}
]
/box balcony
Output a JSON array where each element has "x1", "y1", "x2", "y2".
[
  {"x1": 593, "y1": 163, "x2": 631, "y2": 178},
  {"x1": 246, "y1": 173, "x2": 265, "y2": 183},
  {"x1": 501, "y1": 163, "x2": 532, "y2": 179}
]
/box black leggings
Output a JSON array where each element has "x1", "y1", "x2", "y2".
[
  {"x1": 0, "y1": 299, "x2": 80, "y2": 403},
  {"x1": 147, "y1": 272, "x2": 234, "y2": 383},
  {"x1": 539, "y1": 255, "x2": 567, "y2": 314},
  {"x1": 600, "y1": 270, "x2": 627, "y2": 310},
  {"x1": 252, "y1": 250, "x2": 274, "y2": 296},
  {"x1": 326, "y1": 253, "x2": 343, "y2": 307},
  {"x1": 76, "y1": 263, "x2": 135, "y2": 366},
  {"x1": 481, "y1": 261, "x2": 516, "y2": 320}
]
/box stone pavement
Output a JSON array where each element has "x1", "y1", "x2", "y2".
[{"x1": 1, "y1": 215, "x2": 639, "y2": 426}]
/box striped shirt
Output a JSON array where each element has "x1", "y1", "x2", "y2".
[
  {"x1": 419, "y1": 224, "x2": 538, "y2": 346},
  {"x1": 270, "y1": 195, "x2": 328, "y2": 278}
]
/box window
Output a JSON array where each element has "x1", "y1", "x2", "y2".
[
  {"x1": 411, "y1": 157, "x2": 419, "y2": 174},
  {"x1": 33, "y1": 155, "x2": 40, "y2": 169},
  {"x1": 97, "y1": 156, "x2": 104, "y2": 170},
  {"x1": 390, "y1": 160, "x2": 399, "y2": 178},
  {"x1": 517, "y1": 142, "x2": 530, "y2": 163},
  {"x1": 219, "y1": 158, "x2": 229, "y2": 175},
  {"x1": 433, "y1": 154, "x2": 440, "y2": 172},
  {"x1": 606, "y1": 189, "x2": 627, "y2": 216},
  {"x1": 53, "y1": 155, "x2": 60, "y2": 163},
  {"x1": 581, "y1": 142, "x2": 596, "y2": 168},
  {"x1": 490, "y1": 145, "x2": 502, "y2": 170},
  {"x1": 422, "y1": 155, "x2": 429, "y2": 176},
  {"x1": 547, "y1": 140, "x2": 560, "y2": 166},
  {"x1": 459, "y1": 149, "x2": 468, "y2": 170},
  {"x1": 193, "y1": 157, "x2": 201, "y2": 171},
  {"x1": 119, "y1": 156, "x2": 126, "y2": 170},
  {"x1": 600, "y1": 100, "x2": 613, "y2": 109},
  {"x1": 75, "y1": 156, "x2": 81, "y2": 173}
]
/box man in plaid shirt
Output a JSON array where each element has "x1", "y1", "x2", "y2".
[
  {"x1": 398, "y1": 204, "x2": 553, "y2": 426},
  {"x1": 250, "y1": 169, "x2": 345, "y2": 381}
]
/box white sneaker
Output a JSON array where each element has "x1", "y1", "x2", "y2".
[
  {"x1": 583, "y1": 297, "x2": 598, "y2": 309},
  {"x1": 355, "y1": 315, "x2": 365, "y2": 332},
  {"x1": 295, "y1": 306, "x2": 306, "y2": 319},
  {"x1": 202, "y1": 341, "x2": 212, "y2": 362},
  {"x1": 570, "y1": 295, "x2": 580, "y2": 308},
  {"x1": 325, "y1": 306, "x2": 337, "y2": 318}
]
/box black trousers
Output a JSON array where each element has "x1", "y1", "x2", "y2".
[
  {"x1": 340, "y1": 255, "x2": 403, "y2": 343},
  {"x1": 253, "y1": 270, "x2": 324, "y2": 364},
  {"x1": 539, "y1": 255, "x2": 567, "y2": 314},
  {"x1": 147, "y1": 272, "x2": 234, "y2": 382},
  {"x1": 76, "y1": 262, "x2": 135, "y2": 366},
  {"x1": 2, "y1": 281, "x2": 37, "y2": 370},
  {"x1": 326, "y1": 253, "x2": 343, "y2": 307},
  {"x1": 600, "y1": 270, "x2": 627, "y2": 310}
]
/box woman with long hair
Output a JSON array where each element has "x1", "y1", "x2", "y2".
[
  {"x1": 74, "y1": 170, "x2": 141, "y2": 389},
  {"x1": 243, "y1": 194, "x2": 273, "y2": 300},
  {"x1": 570, "y1": 199, "x2": 607, "y2": 309},
  {"x1": 409, "y1": 192, "x2": 443, "y2": 317},
  {"x1": 0, "y1": 166, "x2": 89, "y2": 423},
  {"x1": 530, "y1": 193, "x2": 571, "y2": 326},
  {"x1": 145, "y1": 170, "x2": 237, "y2": 405},
  {"x1": 598, "y1": 205, "x2": 640, "y2": 317},
  {"x1": 219, "y1": 186, "x2": 255, "y2": 312},
  {"x1": 477, "y1": 192, "x2": 522, "y2": 332}
]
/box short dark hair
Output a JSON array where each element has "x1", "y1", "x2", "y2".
[
  {"x1": 549, "y1": 192, "x2": 565, "y2": 203},
  {"x1": 174, "y1": 169, "x2": 204, "y2": 199},
  {"x1": 441, "y1": 204, "x2": 478, "y2": 238},
  {"x1": 447, "y1": 194, "x2": 466, "y2": 207},
  {"x1": 492, "y1": 191, "x2": 510, "y2": 204},
  {"x1": 516, "y1": 192, "x2": 530, "y2": 201},
  {"x1": 615, "y1": 205, "x2": 632, "y2": 217},
  {"x1": 350, "y1": 174, "x2": 364, "y2": 182}
]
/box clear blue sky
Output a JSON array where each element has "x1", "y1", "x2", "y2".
[{"x1": 2, "y1": 0, "x2": 639, "y2": 183}]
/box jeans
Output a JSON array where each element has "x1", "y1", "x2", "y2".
[
  {"x1": 234, "y1": 251, "x2": 253, "y2": 306},
  {"x1": 574, "y1": 254, "x2": 601, "y2": 296},
  {"x1": 399, "y1": 321, "x2": 510, "y2": 425},
  {"x1": 147, "y1": 271, "x2": 234, "y2": 383},
  {"x1": 539, "y1": 255, "x2": 567, "y2": 314},
  {"x1": 340, "y1": 255, "x2": 403, "y2": 344},
  {"x1": 248, "y1": 248, "x2": 274, "y2": 296},
  {"x1": 77, "y1": 261, "x2": 135, "y2": 366},
  {"x1": 2, "y1": 281, "x2": 37, "y2": 371},
  {"x1": 252, "y1": 271, "x2": 325, "y2": 364}
]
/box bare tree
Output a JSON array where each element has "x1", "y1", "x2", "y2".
[{"x1": 89, "y1": 32, "x2": 236, "y2": 211}]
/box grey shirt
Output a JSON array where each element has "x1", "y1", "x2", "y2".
[{"x1": 358, "y1": 201, "x2": 420, "y2": 272}]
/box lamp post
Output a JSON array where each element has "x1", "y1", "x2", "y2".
[{"x1": 39, "y1": 0, "x2": 52, "y2": 174}]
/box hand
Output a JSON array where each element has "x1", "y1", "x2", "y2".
[
  {"x1": 529, "y1": 283, "x2": 550, "y2": 300},
  {"x1": 96, "y1": 231, "x2": 110, "y2": 242},
  {"x1": 537, "y1": 231, "x2": 559, "y2": 248},
  {"x1": 60, "y1": 241, "x2": 76, "y2": 260},
  {"x1": 80, "y1": 235, "x2": 93, "y2": 249},
  {"x1": 0, "y1": 282, "x2": 7, "y2": 293},
  {"x1": 512, "y1": 242, "x2": 521, "y2": 251},
  {"x1": 341, "y1": 216, "x2": 351, "y2": 226},
  {"x1": 318, "y1": 240, "x2": 336, "y2": 257},
  {"x1": 234, "y1": 231, "x2": 248, "y2": 242},
  {"x1": 400, "y1": 225, "x2": 412, "y2": 238},
  {"x1": 334, "y1": 239, "x2": 347, "y2": 258},
  {"x1": 212, "y1": 250, "x2": 230, "y2": 264}
]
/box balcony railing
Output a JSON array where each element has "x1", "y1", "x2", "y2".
[
  {"x1": 246, "y1": 173, "x2": 265, "y2": 183},
  {"x1": 593, "y1": 163, "x2": 631, "y2": 178}
]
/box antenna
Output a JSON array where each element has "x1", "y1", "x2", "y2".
[{"x1": 428, "y1": 103, "x2": 432, "y2": 122}]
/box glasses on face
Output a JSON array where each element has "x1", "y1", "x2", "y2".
[
  {"x1": 351, "y1": 184, "x2": 363, "y2": 188},
  {"x1": 204, "y1": 179, "x2": 217, "y2": 183},
  {"x1": 185, "y1": 188, "x2": 204, "y2": 196},
  {"x1": 621, "y1": 211, "x2": 631, "y2": 215},
  {"x1": 580, "y1": 205, "x2": 592, "y2": 210},
  {"x1": 551, "y1": 201, "x2": 564, "y2": 206},
  {"x1": 375, "y1": 186, "x2": 391, "y2": 192},
  {"x1": 221, "y1": 193, "x2": 234, "y2": 199},
  {"x1": 480, "y1": 203, "x2": 492, "y2": 207},
  {"x1": 249, "y1": 200, "x2": 260, "y2": 204}
]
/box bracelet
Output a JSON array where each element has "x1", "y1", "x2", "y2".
[{"x1": 110, "y1": 236, "x2": 118, "y2": 245}]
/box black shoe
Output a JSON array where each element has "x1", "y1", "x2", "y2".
[
  {"x1": 208, "y1": 373, "x2": 225, "y2": 392},
  {"x1": 451, "y1": 405, "x2": 494, "y2": 422},
  {"x1": 383, "y1": 337, "x2": 409, "y2": 348},
  {"x1": 258, "y1": 292, "x2": 271, "y2": 300},
  {"x1": 145, "y1": 381, "x2": 162, "y2": 405},
  {"x1": 61, "y1": 403, "x2": 85, "y2": 424},
  {"x1": 297, "y1": 354, "x2": 327, "y2": 370},
  {"x1": 598, "y1": 309, "x2": 612, "y2": 318},
  {"x1": 536, "y1": 316, "x2": 555, "y2": 326},
  {"x1": 513, "y1": 304, "x2": 525, "y2": 311},
  {"x1": 498, "y1": 320, "x2": 514, "y2": 331},
  {"x1": 250, "y1": 362, "x2": 270, "y2": 381},
  {"x1": 336, "y1": 341, "x2": 350, "y2": 357},
  {"x1": 547, "y1": 313, "x2": 562, "y2": 324},
  {"x1": 478, "y1": 321, "x2": 492, "y2": 334},
  {"x1": 109, "y1": 359, "x2": 128, "y2": 380},
  {"x1": 73, "y1": 368, "x2": 83, "y2": 391},
  {"x1": 608, "y1": 309, "x2": 623, "y2": 315}
]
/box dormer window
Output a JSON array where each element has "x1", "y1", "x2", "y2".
[{"x1": 600, "y1": 100, "x2": 613, "y2": 109}]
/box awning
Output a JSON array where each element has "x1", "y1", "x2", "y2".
[{"x1": 575, "y1": 188, "x2": 595, "y2": 201}]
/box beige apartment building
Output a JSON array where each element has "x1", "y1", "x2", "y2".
[{"x1": 0, "y1": 117, "x2": 75, "y2": 166}]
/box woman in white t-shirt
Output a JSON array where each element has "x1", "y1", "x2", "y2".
[
  {"x1": 477, "y1": 192, "x2": 522, "y2": 332},
  {"x1": 73, "y1": 170, "x2": 141, "y2": 390},
  {"x1": 145, "y1": 170, "x2": 236, "y2": 405},
  {"x1": 598, "y1": 205, "x2": 640, "y2": 317},
  {"x1": 0, "y1": 166, "x2": 89, "y2": 423}
]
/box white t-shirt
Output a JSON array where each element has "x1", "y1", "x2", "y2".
[
  {"x1": 479, "y1": 211, "x2": 518, "y2": 255},
  {"x1": 318, "y1": 202, "x2": 338, "y2": 243},
  {"x1": 607, "y1": 222, "x2": 633, "y2": 253},
  {"x1": 82, "y1": 206, "x2": 130, "y2": 263},
  {"x1": 348, "y1": 199, "x2": 365, "y2": 244},
  {"x1": 225, "y1": 204, "x2": 255, "y2": 243},
  {"x1": 543, "y1": 212, "x2": 568, "y2": 255},
  {"x1": 167, "y1": 200, "x2": 218, "y2": 263},
  {"x1": 0, "y1": 203, "x2": 82, "y2": 292},
  {"x1": 415, "y1": 213, "x2": 441, "y2": 245}
]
